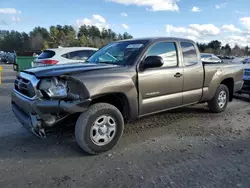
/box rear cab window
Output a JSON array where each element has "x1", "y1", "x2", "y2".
[
  {"x1": 38, "y1": 50, "x2": 55, "y2": 59},
  {"x1": 180, "y1": 42, "x2": 199, "y2": 66}
]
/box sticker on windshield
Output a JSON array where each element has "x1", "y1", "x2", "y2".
[{"x1": 126, "y1": 44, "x2": 144, "y2": 49}]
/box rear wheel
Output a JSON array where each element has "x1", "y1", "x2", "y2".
[
  {"x1": 208, "y1": 84, "x2": 229, "y2": 113},
  {"x1": 75, "y1": 103, "x2": 124, "y2": 154}
]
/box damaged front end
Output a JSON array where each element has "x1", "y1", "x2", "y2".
[{"x1": 11, "y1": 72, "x2": 91, "y2": 139}]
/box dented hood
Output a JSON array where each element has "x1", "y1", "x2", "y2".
[{"x1": 23, "y1": 63, "x2": 118, "y2": 78}]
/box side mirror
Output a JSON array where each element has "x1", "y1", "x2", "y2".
[{"x1": 143, "y1": 56, "x2": 164, "y2": 69}]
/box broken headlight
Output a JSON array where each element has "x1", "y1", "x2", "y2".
[{"x1": 39, "y1": 77, "x2": 68, "y2": 99}]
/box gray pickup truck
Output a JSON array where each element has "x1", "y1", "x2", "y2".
[{"x1": 11, "y1": 37, "x2": 244, "y2": 154}]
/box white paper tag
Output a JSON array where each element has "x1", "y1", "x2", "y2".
[{"x1": 126, "y1": 44, "x2": 144, "y2": 49}]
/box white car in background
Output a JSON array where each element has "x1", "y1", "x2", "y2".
[
  {"x1": 32, "y1": 47, "x2": 98, "y2": 67},
  {"x1": 200, "y1": 53, "x2": 222, "y2": 64}
]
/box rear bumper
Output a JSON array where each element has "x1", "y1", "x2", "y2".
[{"x1": 11, "y1": 90, "x2": 91, "y2": 138}]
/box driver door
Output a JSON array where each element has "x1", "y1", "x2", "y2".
[{"x1": 138, "y1": 41, "x2": 184, "y2": 116}]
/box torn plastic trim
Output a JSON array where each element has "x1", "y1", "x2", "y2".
[
  {"x1": 12, "y1": 103, "x2": 46, "y2": 139},
  {"x1": 34, "y1": 98, "x2": 91, "y2": 115}
]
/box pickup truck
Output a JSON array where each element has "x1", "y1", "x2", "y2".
[{"x1": 11, "y1": 37, "x2": 244, "y2": 154}]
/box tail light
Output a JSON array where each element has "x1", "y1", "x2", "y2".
[{"x1": 41, "y1": 60, "x2": 58, "y2": 65}]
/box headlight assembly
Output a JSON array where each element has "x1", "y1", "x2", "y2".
[{"x1": 39, "y1": 77, "x2": 68, "y2": 99}]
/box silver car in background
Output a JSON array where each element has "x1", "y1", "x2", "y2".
[
  {"x1": 200, "y1": 53, "x2": 222, "y2": 64},
  {"x1": 32, "y1": 47, "x2": 98, "y2": 67}
]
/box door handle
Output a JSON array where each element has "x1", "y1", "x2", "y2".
[{"x1": 174, "y1": 72, "x2": 183, "y2": 78}]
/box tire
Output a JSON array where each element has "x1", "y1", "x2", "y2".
[
  {"x1": 75, "y1": 103, "x2": 124, "y2": 155},
  {"x1": 208, "y1": 84, "x2": 229, "y2": 113}
]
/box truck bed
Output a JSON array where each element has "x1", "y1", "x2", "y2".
[{"x1": 201, "y1": 63, "x2": 244, "y2": 101}]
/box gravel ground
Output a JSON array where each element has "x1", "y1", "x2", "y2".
[{"x1": 0, "y1": 64, "x2": 250, "y2": 188}]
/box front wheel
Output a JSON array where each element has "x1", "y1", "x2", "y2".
[
  {"x1": 208, "y1": 84, "x2": 229, "y2": 113},
  {"x1": 75, "y1": 103, "x2": 124, "y2": 155}
]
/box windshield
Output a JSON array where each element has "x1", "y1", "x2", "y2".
[{"x1": 87, "y1": 40, "x2": 149, "y2": 65}]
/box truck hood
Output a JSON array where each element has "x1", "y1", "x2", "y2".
[{"x1": 23, "y1": 63, "x2": 118, "y2": 78}]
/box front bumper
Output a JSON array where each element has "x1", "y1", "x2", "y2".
[
  {"x1": 11, "y1": 90, "x2": 91, "y2": 138},
  {"x1": 12, "y1": 102, "x2": 46, "y2": 138}
]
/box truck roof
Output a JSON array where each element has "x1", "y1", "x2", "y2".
[{"x1": 118, "y1": 37, "x2": 195, "y2": 43}]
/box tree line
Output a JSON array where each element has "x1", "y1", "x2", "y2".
[
  {"x1": 0, "y1": 26, "x2": 249, "y2": 57},
  {"x1": 0, "y1": 25, "x2": 133, "y2": 52},
  {"x1": 197, "y1": 40, "x2": 249, "y2": 56}
]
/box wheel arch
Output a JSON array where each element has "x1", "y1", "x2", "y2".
[
  {"x1": 220, "y1": 77, "x2": 234, "y2": 101},
  {"x1": 90, "y1": 93, "x2": 132, "y2": 120}
]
